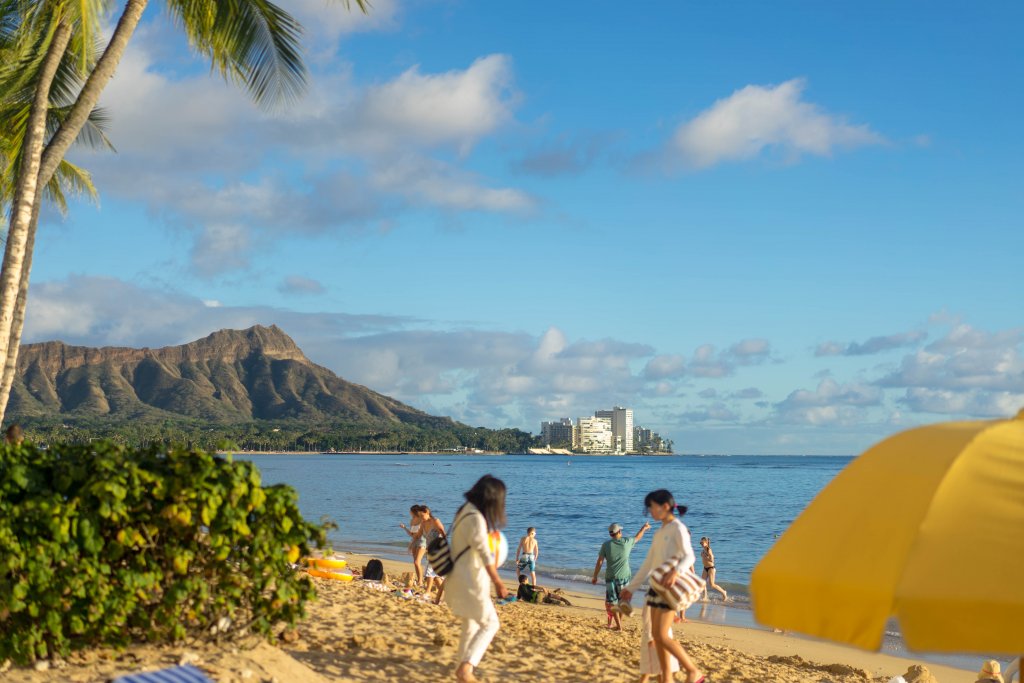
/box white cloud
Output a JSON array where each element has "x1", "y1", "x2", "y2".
[
  {"x1": 643, "y1": 354, "x2": 686, "y2": 380},
  {"x1": 285, "y1": 0, "x2": 400, "y2": 41},
  {"x1": 774, "y1": 378, "x2": 883, "y2": 426},
  {"x1": 371, "y1": 155, "x2": 534, "y2": 212},
  {"x1": 355, "y1": 55, "x2": 517, "y2": 155},
  {"x1": 878, "y1": 324, "x2": 1023, "y2": 393},
  {"x1": 899, "y1": 388, "x2": 1024, "y2": 417},
  {"x1": 72, "y1": 32, "x2": 531, "y2": 276},
  {"x1": 670, "y1": 78, "x2": 884, "y2": 169},
  {"x1": 816, "y1": 330, "x2": 926, "y2": 356},
  {"x1": 279, "y1": 276, "x2": 326, "y2": 296}
]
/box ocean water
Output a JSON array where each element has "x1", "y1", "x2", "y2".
[
  {"x1": 240, "y1": 453, "x2": 848, "y2": 600},
  {"x1": 242, "y1": 452, "x2": 981, "y2": 672}
]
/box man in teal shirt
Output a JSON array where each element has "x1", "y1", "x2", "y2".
[{"x1": 592, "y1": 521, "x2": 651, "y2": 630}]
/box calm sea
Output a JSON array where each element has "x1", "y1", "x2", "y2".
[
  {"x1": 239, "y1": 453, "x2": 848, "y2": 600},
  {"x1": 239, "y1": 452, "x2": 979, "y2": 671}
]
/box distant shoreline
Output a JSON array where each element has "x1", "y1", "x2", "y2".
[{"x1": 226, "y1": 450, "x2": 678, "y2": 457}]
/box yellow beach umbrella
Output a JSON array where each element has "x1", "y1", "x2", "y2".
[{"x1": 751, "y1": 409, "x2": 1024, "y2": 655}]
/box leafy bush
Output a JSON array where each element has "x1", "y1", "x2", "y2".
[{"x1": 0, "y1": 440, "x2": 325, "y2": 664}]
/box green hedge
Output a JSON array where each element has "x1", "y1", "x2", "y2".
[{"x1": 0, "y1": 441, "x2": 326, "y2": 664}]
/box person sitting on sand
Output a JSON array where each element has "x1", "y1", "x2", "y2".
[
  {"x1": 592, "y1": 521, "x2": 651, "y2": 630},
  {"x1": 699, "y1": 536, "x2": 728, "y2": 602},
  {"x1": 515, "y1": 527, "x2": 539, "y2": 584},
  {"x1": 515, "y1": 574, "x2": 572, "y2": 606}
]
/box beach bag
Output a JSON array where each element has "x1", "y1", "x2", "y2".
[
  {"x1": 648, "y1": 556, "x2": 705, "y2": 612},
  {"x1": 363, "y1": 559, "x2": 384, "y2": 581},
  {"x1": 426, "y1": 511, "x2": 478, "y2": 576}
]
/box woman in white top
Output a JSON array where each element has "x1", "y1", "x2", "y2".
[
  {"x1": 621, "y1": 489, "x2": 706, "y2": 683},
  {"x1": 398, "y1": 505, "x2": 426, "y2": 586},
  {"x1": 444, "y1": 475, "x2": 509, "y2": 683}
]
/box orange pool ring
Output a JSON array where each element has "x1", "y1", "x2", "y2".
[
  {"x1": 302, "y1": 557, "x2": 348, "y2": 570},
  {"x1": 306, "y1": 568, "x2": 354, "y2": 581}
]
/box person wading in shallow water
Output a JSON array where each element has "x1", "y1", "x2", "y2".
[{"x1": 699, "y1": 536, "x2": 728, "y2": 602}]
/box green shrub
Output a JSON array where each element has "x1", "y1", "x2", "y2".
[{"x1": 0, "y1": 441, "x2": 325, "y2": 664}]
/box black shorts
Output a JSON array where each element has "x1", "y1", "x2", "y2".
[{"x1": 645, "y1": 591, "x2": 673, "y2": 611}]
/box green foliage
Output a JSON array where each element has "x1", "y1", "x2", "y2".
[
  {"x1": 0, "y1": 440, "x2": 325, "y2": 664},
  {"x1": 17, "y1": 416, "x2": 541, "y2": 454}
]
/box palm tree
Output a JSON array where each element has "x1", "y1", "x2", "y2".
[{"x1": 0, "y1": 0, "x2": 367, "y2": 424}]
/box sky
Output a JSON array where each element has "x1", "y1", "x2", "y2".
[{"x1": 21, "y1": 0, "x2": 1024, "y2": 454}]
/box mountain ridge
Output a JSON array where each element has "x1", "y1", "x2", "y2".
[{"x1": 9, "y1": 325, "x2": 447, "y2": 426}]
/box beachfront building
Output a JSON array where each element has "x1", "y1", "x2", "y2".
[
  {"x1": 576, "y1": 416, "x2": 614, "y2": 454},
  {"x1": 541, "y1": 418, "x2": 575, "y2": 447},
  {"x1": 596, "y1": 406, "x2": 633, "y2": 454}
]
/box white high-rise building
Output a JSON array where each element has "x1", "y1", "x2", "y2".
[
  {"x1": 576, "y1": 416, "x2": 613, "y2": 454},
  {"x1": 596, "y1": 407, "x2": 634, "y2": 453}
]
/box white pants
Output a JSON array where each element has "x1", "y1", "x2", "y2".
[{"x1": 457, "y1": 608, "x2": 500, "y2": 667}]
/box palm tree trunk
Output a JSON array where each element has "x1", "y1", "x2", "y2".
[
  {"x1": 0, "y1": 19, "x2": 71, "y2": 426},
  {"x1": 38, "y1": 0, "x2": 149, "y2": 189},
  {"x1": 0, "y1": 0, "x2": 149, "y2": 426},
  {"x1": 0, "y1": 200, "x2": 41, "y2": 422}
]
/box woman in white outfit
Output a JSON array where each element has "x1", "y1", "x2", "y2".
[
  {"x1": 621, "y1": 489, "x2": 705, "y2": 683},
  {"x1": 443, "y1": 475, "x2": 509, "y2": 682}
]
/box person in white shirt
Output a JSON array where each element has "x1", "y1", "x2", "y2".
[
  {"x1": 443, "y1": 475, "x2": 510, "y2": 683},
  {"x1": 620, "y1": 489, "x2": 706, "y2": 683}
]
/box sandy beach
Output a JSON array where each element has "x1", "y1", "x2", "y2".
[{"x1": 4, "y1": 552, "x2": 976, "y2": 683}]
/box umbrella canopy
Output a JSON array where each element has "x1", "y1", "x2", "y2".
[{"x1": 751, "y1": 410, "x2": 1024, "y2": 655}]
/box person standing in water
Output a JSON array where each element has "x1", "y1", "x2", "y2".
[
  {"x1": 620, "y1": 489, "x2": 706, "y2": 683},
  {"x1": 444, "y1": 475, "x2": 509, "y2": 683},
  {"x1": 515, "y1": 527, "x2": 539, "y2": 585},
  {"x1": 699, "y1": 537, "x2": 728, "y2": 602}
]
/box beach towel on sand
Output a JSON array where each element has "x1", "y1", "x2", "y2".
[{"x1": 113, "y1": 664, "x2": 213, "y2": 683}]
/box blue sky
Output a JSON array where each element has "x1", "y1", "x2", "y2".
[{"x1": 23, "y1": 0, "x2": 1024, "y2": 454}]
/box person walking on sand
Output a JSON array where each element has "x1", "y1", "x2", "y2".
[
  {"x1": 592, "y1": 521, "x2": 651, "y2": 630},
  {"x1": 445, "y1": 475, "x2": 510, "y2": 683},
  {"x1": 419, "y1": 506, "x2": 447, "y2": 597},
  {"x1": 620, "y1": 490, "x2": 706, "y2": 683},
  {"x1": 399, "y1": 505, "x2": 426, "y2": 587},
  {"x1": 515, "y1": 527, "x2": 539, "y2": 584},
  {"x1": 699, "y1": 537, "x2": 728, "y2": 602}
]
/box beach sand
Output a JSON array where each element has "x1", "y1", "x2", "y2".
[{"x1": 5, "y1": 553, "x2": 973, "y2": 682}]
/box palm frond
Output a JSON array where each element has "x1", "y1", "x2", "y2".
[{"x1": 166, "y1": 0, "x2": 308, "y2": 108}]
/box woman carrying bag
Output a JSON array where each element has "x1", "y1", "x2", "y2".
[
  {"x1": 620, "y1": 489, "x2": 706, "y2": 683},
  {"x1": 443, "y1": 475, "x2": 510, "y2": 683}
]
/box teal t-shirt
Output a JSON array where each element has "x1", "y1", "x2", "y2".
[{"x1": 599, "y1": 537, "x2": 636, "y2": 581}]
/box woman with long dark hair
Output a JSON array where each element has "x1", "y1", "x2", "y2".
[
  {"x1": 444, "y1": 474, "x2": 509, "y2": 682},
  {"x1": 621, "y1": 489, "x2": 705, "y2": 683}
]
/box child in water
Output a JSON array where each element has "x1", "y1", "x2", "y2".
[{"x1": 515, "y1": 527, "x2": 539, "y2": 585}]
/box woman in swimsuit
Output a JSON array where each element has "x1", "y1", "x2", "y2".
[
  {"x1": 699, "y1": 536, "x2": 728, "y2": 602},
  {"x1": 419, "y1": 505, "x2": 446, "y2": 597},
  {"x1": 399, "y1": 504, "x2": 426, "y2": 586}
]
